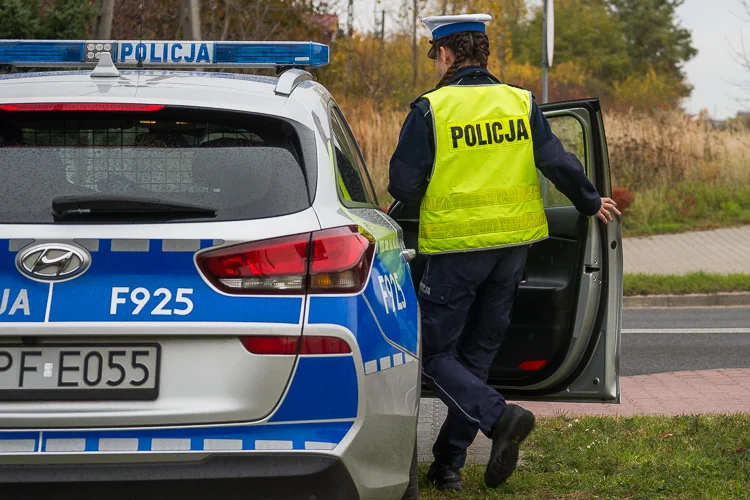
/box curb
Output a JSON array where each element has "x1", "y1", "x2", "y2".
[{"x1": 623, "y1": 292, "x2": 750, "y2": 308}]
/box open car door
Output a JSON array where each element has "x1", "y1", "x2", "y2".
[{"x1": 389, "y1": 98, "x2": 622, "y2": 402}]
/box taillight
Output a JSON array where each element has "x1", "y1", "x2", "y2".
[
  {"x1": 197, "y1": 234, "x2": 309, "y2": 294},
  {"x1": 240, "y1": 336, "x2": 351, "y2": 355},
  {"x1": 309, "y1": 227, "x2": 373, "y2": 293},
  {"x1": 0, "y1": 103, "x2": 165, "y2": 112},
  {"x1": 196, "y1": 226, "x2": 374, "y2": 295}
]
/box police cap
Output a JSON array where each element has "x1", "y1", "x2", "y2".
[{"x1": 423, "y1": 14, "x2": 492, "y2": 59}]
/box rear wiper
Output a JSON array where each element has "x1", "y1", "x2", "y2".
[{"x1": 52, "y1": 195, "x2": 217, "y2": 220}]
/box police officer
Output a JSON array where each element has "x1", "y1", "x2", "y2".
[{"x1": 388, "y1": 13, "x2": 621, "y2": 491}]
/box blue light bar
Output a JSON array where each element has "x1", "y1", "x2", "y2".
[
  {"x1": 0, "y1": 40, "x2": 330, "y2": 69},
  {"x1": 0, "y1": 40, "x2": 85, "y2": 65},
  {"x1": 215, "y1": 42, "x2": 329, "y2": 68}
]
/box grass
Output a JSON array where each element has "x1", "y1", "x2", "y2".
[
  {"x1": 623, "y1": 182, "x2": 750, "y2": 236},
  {"x1": 418, "y1": 415, "x2": 750, "y2": 500},
  {"x1": 623, "y1": 272, "x2": 750, "y2": 296},
  {"x1": 340, "y1": 102, "x2": 750, "y2": 237}
]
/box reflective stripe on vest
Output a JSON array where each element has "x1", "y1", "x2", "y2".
[{"x1": 419, "y1": 84, "x2": 548, "y2": 254}]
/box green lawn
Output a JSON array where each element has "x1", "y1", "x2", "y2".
[
  {"x1": 624, "y1": 272, "x2": 750, "y2": 296},
  {"x1": 622, "y1": 184, "x2": 750, "y2": 237},
  {"x1": 419, "y1": 415, "x2": 750, "y2": 500}
]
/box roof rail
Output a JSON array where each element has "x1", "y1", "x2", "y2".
[{"x1": 275, "y1": 68, "x2": 314, "y2": 97}]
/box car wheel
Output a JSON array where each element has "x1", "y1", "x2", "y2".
[{"x1": 400, "y1": 441, "x2": 419, "y2": 500}]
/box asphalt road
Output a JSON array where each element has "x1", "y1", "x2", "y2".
[
  {"x1": 623, "y1": 307, "x2": 750, "y2": 330},
  {"x1": 621, "y1": 307, "x2": 750, "y2": 376}
]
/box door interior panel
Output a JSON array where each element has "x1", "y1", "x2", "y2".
[
  {"x1": 389, "y1": 202, "x2": 588, "y2": 385},
  {"x1": 387, "y1": 98, "x2": 618, "y2": 401},
  {"x1": 489, "y1": 207, "x2": 588, "y2": 383}
]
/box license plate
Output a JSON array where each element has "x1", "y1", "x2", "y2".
[{"x1": 0, "y1": 344, "x2": 160, "y2": 401}]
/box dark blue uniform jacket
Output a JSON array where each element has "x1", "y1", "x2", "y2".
[{"x1": 388, "y1": 66, "x2": 602, "y2": 216}]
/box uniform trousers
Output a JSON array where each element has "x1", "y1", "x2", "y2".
[{"x1": 418, "y1": 245, "x2": 528, "y2": 469}]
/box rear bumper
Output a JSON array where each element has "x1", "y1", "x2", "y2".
[{"x1": 0, "y1": 453, "x2": 359, "y2": 499}]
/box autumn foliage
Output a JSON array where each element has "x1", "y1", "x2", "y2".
[{"x1": 611, "y1": 187, "x2": 635, "y2": 215}]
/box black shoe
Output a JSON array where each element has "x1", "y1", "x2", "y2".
[
  {"x1": 485, "y1": 404, "x2": 535, "y2": 488},
  {"x1": 426, "y1": 463, "x2": 463, "y2": 491}
]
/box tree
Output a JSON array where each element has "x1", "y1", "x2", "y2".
[
  {"x1": 40, "y1": 0, "x2": 96, "y2": 40},
  {"x1": 397, "y1": 0, "x2": 428, "y2": 86},
  {"x1": 611, "y1": 68, "x2": 691, "y2": 111},
  {"x1": 108, "y1": 0, "x2": 328, "y2": 43},
  {"x1": 0, "y1": 0, "x2": 94, "y2": 40},
  {"x1": 0, "y1": 0, "x2": 40, "y2": 39},
  {"x1": 513, "y1": 0, "x2": 631, "y2": 85},
  {"x1": 182, "y1": 0, "x2": 202, "y2": 40},
  {"x1": 319, "y1": 33, "x2": 436, "y2": 105},
  {"x1": 94, "y1": 0, "x2": 115, "y2": 39},
  {"x1": 607, "y1": 0, "x2": 697, "y2": 83},
  {"x1": 437, "y1": 0, "x2": 528, "y2": 80},
  {"x1": 729, "y1": 1, "x2": 750, "y2": 104}
]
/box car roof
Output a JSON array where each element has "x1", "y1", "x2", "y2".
[{"x1": 0, "y1": 70, "x2": 333, "y2": 123}]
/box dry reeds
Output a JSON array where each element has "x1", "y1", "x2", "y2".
[
  {"x1": 340, "y1": 99, "x2": 750, "y2": 205},
  {"x1": 604, "y1": 110, "x2": 750, "y2": 190}
]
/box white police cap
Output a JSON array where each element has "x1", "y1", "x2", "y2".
[{"x1": 423, "y1": 14, "x2": 492, "y2": 41}]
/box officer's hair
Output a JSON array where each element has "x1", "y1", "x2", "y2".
[{"x1": 431, "y1": 31, "x2": 490, "y2": 88}]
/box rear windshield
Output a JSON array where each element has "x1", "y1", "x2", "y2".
[{"x1": 0, "y1": 107, "x2": 313, "y2": 223}]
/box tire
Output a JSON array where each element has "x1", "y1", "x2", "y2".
[{"x1": 400, "y1": 441, "x2": 419, "y2": 500}]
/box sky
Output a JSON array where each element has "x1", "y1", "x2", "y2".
[
  {"x1": 678, "y1": 0, "x2": 747, "y2": 118},
  {"x1": 347, "y1": 0, "x2": 749, "y2": 119}
]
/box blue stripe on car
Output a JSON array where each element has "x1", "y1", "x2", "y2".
[
  {"x1": 269, "y1": 356, "x2": 358, "y2": 422},
  {"x1": 0, "y1": 239, "x2": 303, "y2": 324},
  {"x1": 0, "y1": 422, "x2": 353, "y2": 453}
]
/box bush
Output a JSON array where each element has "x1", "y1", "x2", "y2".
[
  {"x1": 610, "y1": 68, "x2": 690, "y2": 113},
  {"x1": 611, "y1": 186, "x2": 635, "y2": 214}
]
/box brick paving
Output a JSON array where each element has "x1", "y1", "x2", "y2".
[
  {"x1": 623, "y1": 226, "x2": 750, "y2": 274},
  {"x1": 513, "y1": 368, "x2": 750, "y2": 417},
  {"x1": 417, "y1": 369, "x2": 750, "y2": 463}
]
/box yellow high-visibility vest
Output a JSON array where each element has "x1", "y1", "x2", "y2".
[{"x1": 419, "y1": 83, "x2": 548, "y2": 254}]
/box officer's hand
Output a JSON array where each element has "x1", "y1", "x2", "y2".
[{"x1": 596, "y1": 197, "x2": 621, "y2": 225}]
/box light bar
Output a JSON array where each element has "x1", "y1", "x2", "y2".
[{"x1": 0, "y1": 40, "x2": 329, "y2": 69}]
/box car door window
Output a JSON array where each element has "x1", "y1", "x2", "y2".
[
  {"x1": 540, "y1": 114, "x2": 589, "y2": 208},
  {"x1": 330, "y1": 108, "x2": 378, "y2": 206}
]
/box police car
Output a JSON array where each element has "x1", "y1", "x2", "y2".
[{"x1": 0, "y1": 39, "x2": 622, "y2": 499}]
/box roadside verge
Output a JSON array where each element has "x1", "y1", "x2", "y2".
[
  {"x1": 623, "y1": 292, "x2": 750, "y2": 308},
  {"x1": 622, "y1": 273, "x2": 750, "y2": 308}
]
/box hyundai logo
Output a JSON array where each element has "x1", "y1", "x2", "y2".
[{"x1": 16, "y1": 243, "x2": 91, "y2": 282}]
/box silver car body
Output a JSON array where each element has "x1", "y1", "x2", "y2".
[{"x1": 0, "y1": 68, "x2": 419, "y2": 499}]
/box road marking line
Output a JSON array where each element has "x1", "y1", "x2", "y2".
[{"x1": 623, "y1": 328, "x2": 750, "y2": 334}]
